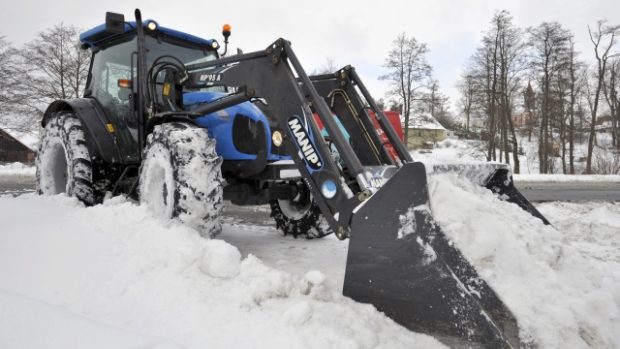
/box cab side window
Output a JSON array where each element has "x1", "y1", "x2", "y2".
[{"x1": 87, "y1": 36, "x2": 136, "y2": 129}]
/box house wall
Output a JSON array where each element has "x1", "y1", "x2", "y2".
[
  {"x1": 0, "y1": 130, "x2": 36, "y2": 163},
  {"x1": 405, "y1": 128, "x2": 446, "y2": 149}
]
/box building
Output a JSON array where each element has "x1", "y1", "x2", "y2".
[
  {"x1": 0, "y1": 128, "x2": 36, "y2": 163},
  {"x1": 512, "y1": 111, "x2": 533, "y2": 128},
  {"x1": 403, "y1": 113, "x2": 446, "y2": 149}
]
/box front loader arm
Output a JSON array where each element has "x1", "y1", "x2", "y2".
[{"x1": 185, "y1": 39, "x2": 372, "y2": 237}]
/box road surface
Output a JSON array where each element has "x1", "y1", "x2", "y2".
[
  {"x1": 2, "y1": 173, "x2": 620, "y2": 203},
  {"x1": 515, "y1": 181, "x2": 620, "y2": 202}
]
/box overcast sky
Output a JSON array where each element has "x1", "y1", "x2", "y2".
[{"x1": 1, "y1": 0, "x2": 619, "y2": 112}]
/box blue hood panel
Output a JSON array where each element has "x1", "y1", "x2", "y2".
[{"x1": 184, "y1": 91, "x2": 287, "y2": 161}]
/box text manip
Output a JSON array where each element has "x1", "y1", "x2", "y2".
[{"x1": 287, "y1": 116, "x2": 322, "y2": 170}]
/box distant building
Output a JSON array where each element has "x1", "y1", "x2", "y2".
[
  {"x1": 403, "y1": 114, "x2": 446, "y2": 149},
  {"x1": 0, "y1": 128, "x2": 36, "y2": 163},
  {"x1": 468, "y1": 117, "x2": 486, "y2": 131},
  {"x1": 512, "y1": 111, "x2": 533, "y2": 128}
]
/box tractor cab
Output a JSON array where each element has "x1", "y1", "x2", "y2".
[{"x1": 79, "y1": 18, "x2": 221, "y2": 138}]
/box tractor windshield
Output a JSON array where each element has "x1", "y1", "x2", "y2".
[{"x1": 144, "y1": 35, "x2": 218, "y2": 66}]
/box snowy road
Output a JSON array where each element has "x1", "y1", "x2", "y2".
[
  {"x1": 515, "y1": 181, "x2": 620, "y2": 202},
  {"x1": 221, "y1": 205, "x2": 349, "y2": 289},
  {"x1": 4, "y1": 173, "x2": 620, "y2": 202}
]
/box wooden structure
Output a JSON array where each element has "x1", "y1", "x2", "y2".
[{"x1": 0, "y1": 128, "x2": 36, "y2": 163}]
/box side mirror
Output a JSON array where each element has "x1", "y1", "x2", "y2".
[
  {"x1": 105, "y1": 12, "x2": 125, "y2": 34},
  {"x1": 236, "y1": 48, "x2": 244, "y2": 55}
]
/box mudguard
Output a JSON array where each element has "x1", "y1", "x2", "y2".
[{"x1": 43, "y1": 98, "x2": 139, "y2": 164}]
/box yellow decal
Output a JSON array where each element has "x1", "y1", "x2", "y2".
[{"x1": 163, "y1": 83, "x2": 171, "y2": 96}]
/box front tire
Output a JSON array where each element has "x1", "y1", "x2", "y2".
[
  {"x1": 270, "y1": 184, "x2": 332, "y2": 239},
  {"x1": 36, "y1": 113, "x2": 95, "y2": 204},
  {"x1": 139, "y1": 122, "x2": 223, "y2": 238}
]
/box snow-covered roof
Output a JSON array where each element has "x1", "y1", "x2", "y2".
[
  {"x1": 0, "y1": 128, "x2": 39, "y2": 151},
  {"x1": 404, "y1": 113, "x2": 445, "y2": 130}
]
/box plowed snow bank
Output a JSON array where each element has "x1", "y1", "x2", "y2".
[
  {"x1": 428, "y1": 174, "x2": 620, "y2": 348},
  {"x1": 0, "y1": 194, "x2": 443, "y2": 349}
]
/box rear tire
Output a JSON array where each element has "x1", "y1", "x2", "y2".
[
  {"x1": 36, "y1": 113, "x2": 95, "y2": 205},
  {"x1": 270, "y1": 185, "x2": 332, "y2": 239},
  {"x1": 139, "y1": 122, "x2": 223, "y2": 238}
]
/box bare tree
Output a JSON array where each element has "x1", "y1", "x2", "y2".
[
  {"x1": 19, "y1": 23, "x2": 90, "y2": 108},
  {"x1": 566, "y1": 36, "x2": 584, "y2": 174},
  {"x1": 528, "y1": 22, "x2": 571, "y2": 173},
  {"x1": 522, "y1": 81, "x2": 536, "y2": 141},
  {"x1": 380, "y1": 33, "x2": 431, "y2": 147},
  {"x1": 311, "y1": 57, "x2": 337, "y2": 75},
  {"x1": 457, "y1": 73, "x2": 476, "y2": 131},
  {"x1": 585, "y1": 20, "x2": 620, "y2": 173},
  {"x1": 419, "y1": 79, "x2": 449, "y2": 117},
  {"x1": 466, "y1": 11, "x2": 524, "y2": 171},
  {"x1": 0, "y1": 35, "x2": 35, "y2": 132},
  {"x1": 603, "y1": 58, "x2": 620, "y2": 149},
  {"x1": 0, "y1": 36, "x2": 17, "y2": 115}
]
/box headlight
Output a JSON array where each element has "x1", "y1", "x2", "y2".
[
  {"x1": 272, "y1": 130, "x2": 283, "y2": 147},
  {"x1": 146, "y1": 21, "x2": 157, "y2": 31},
  {"x1": 211, "y1": 41, "x2": 219, "y2": 49}
]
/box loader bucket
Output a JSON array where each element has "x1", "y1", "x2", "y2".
[{"x1": 343, "y1": 162, "x2": 522, "y2": 348}]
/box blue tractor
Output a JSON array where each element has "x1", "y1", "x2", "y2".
[{"x1": 36, "y1": 10, "x2": 549, "y2": 348}]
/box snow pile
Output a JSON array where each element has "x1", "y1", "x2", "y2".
[
  {"x1": 0, "y1": 194, "x2": 443, "y2": 349},
  {"x1": 199, "y1": 240, "x2": 242, "y2": 279},
  {"x1": 538, "y1": 202, "x2": 620, "y2": 265},
  {"x1": 412, "y1": 138, "x2": 488, "y2": 163},
  {"x1": 0, "y1": 289, "x2": 182, "y2": 349},
  {"x1": 428, "y1": 173, "x2": 620, "y2": 348},
  {"x1": 405, "y1": 113, "x2": 445, "y2": 130},
  {"x1": 0, "y1": 162, "x2": 35, "y2": 176}
]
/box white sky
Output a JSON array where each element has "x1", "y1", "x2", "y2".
[{"x1": 1, "y1": 0, "x2": 619, "y2": 113}]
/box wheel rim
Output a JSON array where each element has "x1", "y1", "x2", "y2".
[
  {"x1": 141, "y1": 144, "x2": 175, "y2": 218},
  {"x1": 40, "y1": 140, "x2": 69, "y2": 194},
  {"x1": 277, "y1": 189, "x2": 312, "y2": 220}
]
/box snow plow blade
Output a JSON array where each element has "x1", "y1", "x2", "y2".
[{"x1": 343, "y1": 162, "x2": 522, "y2": 348}]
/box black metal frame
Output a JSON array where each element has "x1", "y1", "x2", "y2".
[{"x1": 175, "y1": 39, "x2": 412, "y2": 237}]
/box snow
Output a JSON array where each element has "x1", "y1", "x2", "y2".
[
  {"x1": 0, "y1": 162, "x2": 35, "y2": 176},
  {"x1": 0, "y1": 194, "x2": 443, "y2": 349},
  {"x1": 405, "y1": 113, "x2": 445, "y2": 130},
  {"x1": 428, "y1": 173, "x2": 620, "y2": 348},
  {"x1": 0, "y1": 288, "x2": 183, "y2": 349},
  {"x1": 198, "y1": 240, "x2": 242, "y2": 279},
  {"x1": 411, "y1": 134, "x2": 620, "y2": 175},
  {"x1": 1, "y1": 152, "x2": 619, "y2": 347}
]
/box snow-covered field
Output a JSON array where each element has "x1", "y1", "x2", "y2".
[
  {"x1": 1, "y1": 172, "x2": 619, "y2": 348},
  {"x1": 0, "y1": 162, "x2": 36, "y2": 177},
  {"x1": 414, "y1": 135, "x2": 620, "y2": 177}
]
